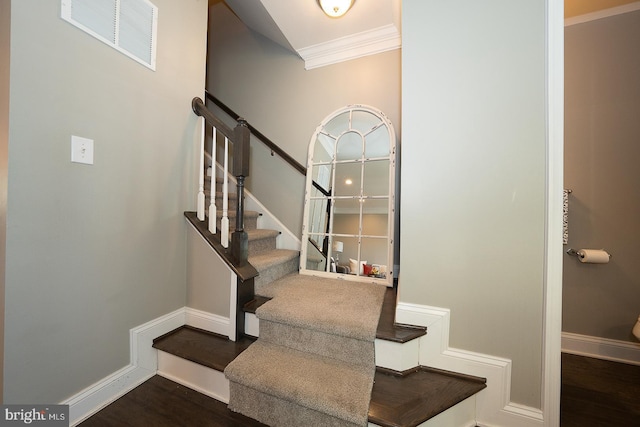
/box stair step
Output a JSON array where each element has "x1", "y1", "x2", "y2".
[
  {"x1": 376, "y1": 287, "x2": 427, "y2": 343},
  {"x1": 245, "y1": 287, "x2": 427, "y2": 344},
  {"x1": 243, "y1": 296, "x2": 271, "y2": 314},
  {"x1": 153, "y1": 326, "x2": 254, "y2": 372},
  {"x1": 370, "y1": 367, "x2": 487, "y2": 427},
  {"x1": 152, "y1": 325, "x2": 486, "y2": 427},
  {"x1": 248, "y1": 249, "x2": 300, "y2": 294},
  {"x1": 225, "y1": 340, "x2": 372, "y2": 426},
  {"x1": 246, "y1": 228, "x2": 279, "y2": 256},
  {"x1": 215, "y1": 209, "x2": 260, "y2": 231}
]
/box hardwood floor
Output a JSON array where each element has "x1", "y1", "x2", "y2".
[
  {"x1": 78, "y1": 375, "x2": 266, "y2": 427},
  {"x1": 80, "y1": 353, "x2": 640, "y2": 426},
  {"x1": 561, "y1": 353, "x2": 640, "y2": 426}
]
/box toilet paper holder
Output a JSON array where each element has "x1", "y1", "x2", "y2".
[{"x1": 566, "y1": 248, "x2": 612, "y2": 260}]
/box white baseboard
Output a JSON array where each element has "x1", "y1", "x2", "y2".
[
  {"x1": 63, "y1": 307, "x2": 230, "y2": 426},
  {"x1": 561, "y1": 332, "x2": 640, "y2": 365},
  {"x1": 157, "y1": 351, "x2": 230, "y2": 403},
  {"x1": 396, "y1": 302, "x2": 544, "y2": 427},
  {"x1": 185, "y1": 307, "x2": 230, "y2": 337},
  {"x1": 64, "y1": 364, "x2": 155, "y2": 427}
]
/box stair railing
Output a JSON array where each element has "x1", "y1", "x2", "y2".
[{"x1": 192, "y1": 96, "x2": 249, "y2": 266}]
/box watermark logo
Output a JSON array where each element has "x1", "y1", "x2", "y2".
[{"x1": 1, "y1": 405, "x2": 68, "y2": 426}]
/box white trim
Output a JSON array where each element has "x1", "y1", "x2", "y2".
[
  {"x1": 565, "y1": 1, "x2": 640, "y2": 26},
  {"x1": 185, "y1": 307, "x2": 231, "y2": 337},
  {"x1": 157, "y1": 351, "x2": 230, "y2": 403},
  {"x1": 561, "y1": 332, "x2": 640, "y2": 365},
  {"x1": 64, "y1": 308, "x2": 186, "y2": 426},
  {"x1": 298, "y1": 24, "x2": 401, "y2": 70},
  {"x1": 543, "y1": 0, "x2": 564, "y2": 426},
  {"x1": 419, "y1": 395, "x2": 477, "y2": 427},
  {"x1": 245, "y1": 312, "x2": 260, "y2": 337},
  {"x1": 65, "y1": 365, "x2": 153, "y2": 427},
  {"x1": 374, "y1": 337, "x2": 420, "y2": 372},
  {"x1": 396, "y1": 302, "x2": 544, "y2": 427}
]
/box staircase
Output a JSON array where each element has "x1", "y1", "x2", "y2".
[{"x1": 152, "y1": 181, "x2": 486, "y2": 426}]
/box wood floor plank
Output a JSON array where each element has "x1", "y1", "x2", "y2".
[
  {"x1": 561, "y1": 353, "x2": 640, "y2": 427},
  {"x1": 79, "y1": 376, "x2": 267, "y2": 427}
]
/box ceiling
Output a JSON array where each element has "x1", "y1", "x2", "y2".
[
  {"x1": 221, "y1": 0, "x2": 401, "y2": 70},
  {"x1": 214, "y1": 0, "x2": 639, "y2": 70}
]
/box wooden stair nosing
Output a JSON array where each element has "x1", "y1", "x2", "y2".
[
  {"x1": 152, "y1": 325, "x2": 486, "y2": 427},
  {"x1": 243, "y1": 296, "x2": 271, "y2": 314},
  {"x1": 153, "y1": 325, "x2": 255, "y2": 373},
  {"x1": 376, "y1": 287, "x2": 427, "y2": 343},
  {"x1": 369, "y1": 366, "x2": 487, "y2": 427},
  {"x1": 184, "y1": 211, "x2": 259, "y2": 282}
]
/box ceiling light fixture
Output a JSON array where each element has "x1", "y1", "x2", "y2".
[{"x1": 318, "y1": 0, "x2": 355, "y2": 18}]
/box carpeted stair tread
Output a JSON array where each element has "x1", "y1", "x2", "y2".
[
  {"x1": 246, "y1": 229, "x2": 279, "y2": 256},
  {"x1": 215, "y1": 209, "x2": 259, "y2": 231},
  {"x1": 256, "y1": 273, "x2": 386, "y2": 341},
  {"x1": 259, "y1": 319, "x2": 375, "y2": 367},
  {"x1": 248, "y1": 248, "x2": 298, "y2": 267},
  {"x1": 216, "y1": 209, "x2": 259, "y2": 221},
  {"x1": 226, "y1": 275, "x2": 385, "y2": 427},
  {"x1": 224, "y1": 340, "x2": 372, "y2": 426},
  {"x1": 247, "y1": 228, "x2": 279, "y2": 241}
]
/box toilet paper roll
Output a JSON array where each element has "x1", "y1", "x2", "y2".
[{"x1": 577, "y1": 249, "x2": 610, "y2": 264}]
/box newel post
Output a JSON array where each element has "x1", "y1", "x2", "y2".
[{"x1": 231, "y1": 118, "x2": 250, "y2": 265}]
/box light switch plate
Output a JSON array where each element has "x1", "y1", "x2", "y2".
[{"x1": 71, "y1": 135, "x2": 94, "y2": 165}]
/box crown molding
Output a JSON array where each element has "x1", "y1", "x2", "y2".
[
  {"x1": 565, "y1": 1, "x2": 640, "y2": 26},
  {"x1": 298, "y1": 24, "x2": 401, "y2": 70}
]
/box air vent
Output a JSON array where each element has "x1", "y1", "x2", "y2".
[{"x1": 61, "y1": 0, "x2": 157, "y2": 70}]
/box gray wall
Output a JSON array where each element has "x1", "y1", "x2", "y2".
[
  {"x1": 186, "y1": 224, "x2": 231, "y2": 317},
  {"x1": 0, "y1": 0, "x2": 10, "y2": 403},
  {"x1": 4, "y1": 0, "x2": 208, "y2": 403},
  {"x1": 207, "y1": 3, "x2": 401, "y2": 240},
  {"x1": 564, "y1": 10, "x2": 640, "y2": 342},
  {"x1": 209, "y1": 0, "x2": 548, "y2": 410},
  {"x1": 400, "y1": 0, "x2": 547, "y2": 408}
]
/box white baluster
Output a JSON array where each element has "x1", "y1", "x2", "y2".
[
  {"x1": 197, "y1": 117, "x2": 205, "y2": 221},
  {"x1": 208, "y1": 128, "x2": 217, "y2": 234},
  {"x1": 221, "y1": 136, "x2": 230, "y2": 248}
]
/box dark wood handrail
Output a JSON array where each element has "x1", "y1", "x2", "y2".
[
  {"x1": 192, "y1": 97, "x2": 235, "y2": 140},
  {"x1": 205, "y1": 91, "x2": 307, "y2": 176},
  {"x1": 192, "y1": 96, "x2": 249, "y2": 267}
]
